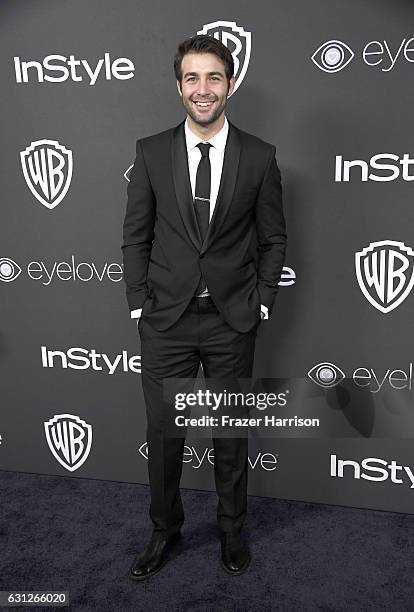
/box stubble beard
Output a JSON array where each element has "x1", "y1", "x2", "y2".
[{"x1": 183, "y1": 94, "x2": 228, "y2": 127}]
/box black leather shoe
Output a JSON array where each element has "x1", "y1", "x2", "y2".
[
  {"x1": 220, "y1": 532, "x2": 251, "y2": 575},
  {"x1": 130, "y1": 530, "x2": 182, "y2": 581}
]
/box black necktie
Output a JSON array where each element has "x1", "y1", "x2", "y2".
[
  {"x1": 194, "y1": 142, "x2": 212, "y2": 295},
  {"x1": 194, "y1": 142, "x2": 212, "y2": 242}
]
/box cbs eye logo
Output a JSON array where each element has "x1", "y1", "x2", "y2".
[
  {"x1": 0, "y1": 258, "x2": 22, "y2": 282},
  {"x1": 311, "y1": 40, "x2": 355, "y2": 73},
  {"x1": 307, "y1": 362, "x2": 345, "y2": 388}
]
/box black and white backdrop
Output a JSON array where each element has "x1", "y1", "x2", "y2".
[{"x1": 2, "y1": 0, "x2": 414, "y2": 514}]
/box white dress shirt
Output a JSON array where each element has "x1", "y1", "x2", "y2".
[
  {"x1": 131, "y1": 115, "x2": 268, "y2": 320},
  {"x1": 185, "y1": 115, "x2": 228, "y2": 298}
]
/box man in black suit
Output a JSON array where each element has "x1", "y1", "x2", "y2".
[{"x1": 122, "y1": 34, "x2": 287, "y2": 579}]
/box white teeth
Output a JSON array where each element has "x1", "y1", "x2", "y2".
[{"x1": 194, "y1": 101, "x2": 213, "y2": 106}]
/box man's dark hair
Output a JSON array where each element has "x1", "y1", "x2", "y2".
[{"x1": 174, "y1": 34, "x2": 234, "y2": 85}]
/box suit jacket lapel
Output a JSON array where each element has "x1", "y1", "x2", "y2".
[
  {"x1": 171, "y1": 120, "x2": 202, "y2": 251},
  {"x1": 201, "y1": 119, "x2": 241, "y2": 255},
  {"x1": 171, "y1": 118, "x2": 241, "y2": 255}
]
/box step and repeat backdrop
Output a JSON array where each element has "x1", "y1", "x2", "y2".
[{"x1": 2, "y1": 0, "x2": 414, "y2": 514}]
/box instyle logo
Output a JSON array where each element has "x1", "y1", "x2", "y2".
[
  {"x1": 41, "y1": 346, "x2": 141, "y2": 375},
  {"x1": 355, "y1": 241, "x2": 414, "y2": 313},
  {"x1": 14, "y1": 53, "x2": 135, "y2": 85},
  {"x1": 330, "y1": 454, "x2": 414, "y2": 488},
  {"x1": 335, "y1": 153, "x2": 414, "y2": 182},
  {"x1": 44, "y1": 414, "x2": 92, "y2": 472},
  {"x1": 139, "y1": 442, "x2": 278, "y2": 471},
  {"x1": 197, "y1": 20, "x2": 251, "y2": 95},
  {"x1": 0, "y1": 256, "x2": 123, "y2": 284},
  {"x1": 308, "y1": 361, "x2": 414, "y2": 393},
  {"x1": 20, "y1": 139, "x2": 73, "y2": 209},
  {"x1": 312, "y1": 36, "x2": 414, "y2": 73}
]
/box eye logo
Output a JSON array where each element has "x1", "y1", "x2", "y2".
[
  {"x1": 308, "y1": 362, "x2": 345, "y2": 388},
  {"x1": 124, "y1": 164, "x2": 133, "y2": 182},
  {"x1": 138, "y1": 442, "x2": 148, "y2": 460},
  {"x1": 0, "y1": 258, "x2": 22, "y2": 282},
  {"x1": 311, "y1": 40, "x2": 354, "y2": 73}
]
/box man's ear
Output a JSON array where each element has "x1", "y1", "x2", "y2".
[
  {"x1": 227, "y1": 75, "x2": 236, "y2": 97},
  {"x1": 176, "y1": 80, "x2": 182, "y2": 96}
]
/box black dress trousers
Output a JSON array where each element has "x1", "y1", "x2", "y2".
[{"x1": 139, "y1": 296, "x2": 259, "y2": 538}]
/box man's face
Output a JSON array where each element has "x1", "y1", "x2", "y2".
[{"x1": 177, "y1": 52, "x2": 235, "y2": 126}]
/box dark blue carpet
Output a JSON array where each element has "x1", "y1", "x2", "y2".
[{"x1": 1, "y1": 470, "x2": 413, "y2": 611}]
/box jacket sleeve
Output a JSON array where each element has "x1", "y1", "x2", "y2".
[
  {"x1": 255, "y1": 145, "x2": 287, "y2": 314},
  {"x1": 121, "y1": 139, "x2": 155, "y2": 312}
]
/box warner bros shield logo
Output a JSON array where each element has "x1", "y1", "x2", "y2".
[
  {"x1": 355, "y1": 240, "x2": 414, "y2": 313},
  {"x1": 197, "y1": 21, "x2": 251, "y2": 96},
  {"x1": 44, "y1": 414, "x2": 92, "y2": 472},
  {"x1": 20, "y1": 139, "x2": 73, "y2": 209}
]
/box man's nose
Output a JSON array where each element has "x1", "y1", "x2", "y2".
[{"x1": 196, "y1": 79, "x2": 210, "y2": 95}]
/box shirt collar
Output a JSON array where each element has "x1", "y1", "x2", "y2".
[{"x1": 184, "y1": 115, "x2": 228, "y2": 154}]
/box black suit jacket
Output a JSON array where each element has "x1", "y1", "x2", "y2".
[{"x1": 121, "y1": 118, "x2": 287, "y2": 332}]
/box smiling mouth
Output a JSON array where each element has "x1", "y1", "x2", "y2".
[{"x1": 192, "y1": 100, "x2": 215, "y2": 108}]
